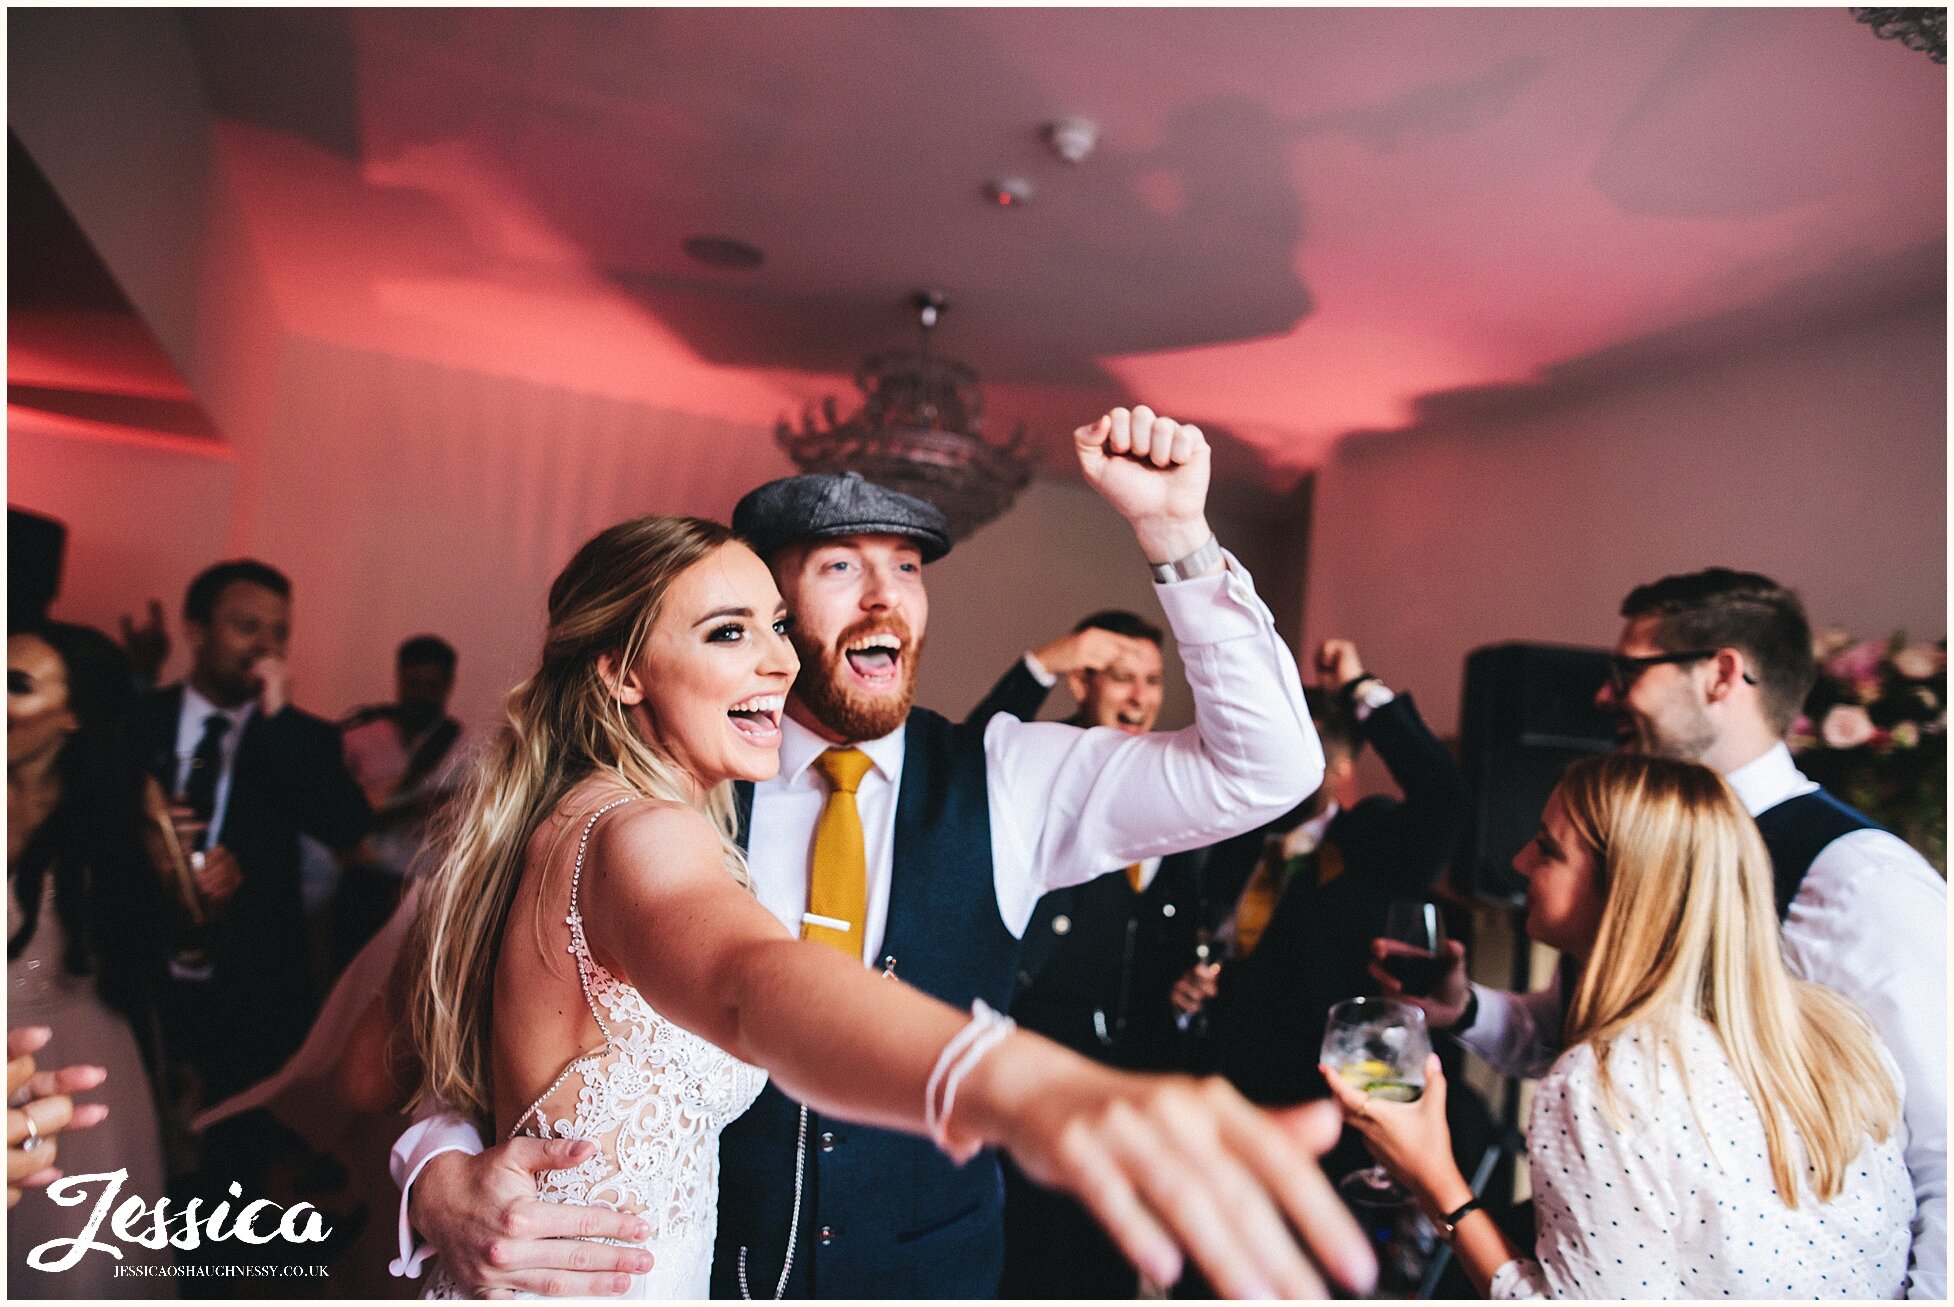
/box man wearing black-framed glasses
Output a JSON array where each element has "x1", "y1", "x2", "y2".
[{"x1": 1382, "y1": 567, "x2": 1946, "y2": 1299}]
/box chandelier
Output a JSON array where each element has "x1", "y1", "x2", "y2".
[
  {"x1": 777, "y1": 292, "x2": 1035, "y2": 541},
  {"x1": 1851, "y1": 8, "x2": 1946, "y2": 62}
]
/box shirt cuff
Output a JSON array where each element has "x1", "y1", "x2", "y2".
[
  {"x1": 1353, "y1": 681, "x2": 1396, "y2": 722},
  {"x1": 1022, "y1": 651, "x2": 1058, "y2": 688},
  {"x1": 1151, "y1": 549, "x2": 1269, "y2": 646},
  {"x1": 389, "y1": 1113, "x2": 486, "y2": 1278}
]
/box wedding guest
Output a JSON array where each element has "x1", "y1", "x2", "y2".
[
  {"x1": 966, "y1": 608, "x2": 1166, "y2": 731},
  {"x1": 1332, "y1": 752, "x2": 1911, "y2": 1298},
  {"x1": 1178, "y1": 639, "x2": 1468, "y2": 1105},
  {"x1": 9, "y1": 623, "x2": 173, "y2": 1294},
  {"x1": 393, "y1": 405, "x2": 1335, "y2": 1297},
  {"x1": 1379, "y1": 567, "x2": 1946, "y2": 1298},
  {"x1": 134, "y1": 561, "x2": 372, "y2": 1106},
  {"x1": 969, "y1": 609, "x2": 1210, "y2": 1299},
  {"x1": 335, "y1": 635, "x2": 469, "y2": 966}
]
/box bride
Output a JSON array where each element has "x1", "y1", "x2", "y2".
[{"x1": 404, "y1": 513, "x2": 1369, "y2": 1300}]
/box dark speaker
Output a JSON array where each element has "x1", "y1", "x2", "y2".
[
  {"x1": 1456, "y1": 643, "x2": 1617, "y2": 905},
  {"x1": 8, "y1": 506, "x2": 67, "y2": 630}
]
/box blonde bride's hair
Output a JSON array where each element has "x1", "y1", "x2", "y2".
[
  {"x1": 407, "y1": 515, "x2": 748, "y2": 1125},
  {"x1": 1557, "y1": 752, "x2": 1899, "y2": 1207}
]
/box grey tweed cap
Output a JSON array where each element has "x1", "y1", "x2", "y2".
[{"x1": 732, "y1": 471, "x2": 953, "y2": 562}]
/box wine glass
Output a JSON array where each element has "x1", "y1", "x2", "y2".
[
  {"x1": 1321, "y1": 996, "x2": 1431, "y2": 1206},
  {"x1": 1379, "y1": 898, "x2": 1448, "y2": 997}
]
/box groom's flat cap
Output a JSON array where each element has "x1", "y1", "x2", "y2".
[{"x1": 733, "y1": 472, "x2": 953, "y2": 563}]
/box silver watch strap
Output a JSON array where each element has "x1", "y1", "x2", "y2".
[{"x1": 1148, "y1": 534, "x2": 1222, "y2": 584}]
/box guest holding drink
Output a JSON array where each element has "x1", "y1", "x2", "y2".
[
  {"x1": 9, "y1": 622, "x2": 173, "y2": 1294},
  {"x1": 134, "y1": 561, "x2": 370, "y2": 1108},
  {"x1": 1328, "y1": 753, "x2": 1911, "y2": 1298},
  {"x1": 1174, "y1": 639, "x2": 1468, "y2": 1105}
]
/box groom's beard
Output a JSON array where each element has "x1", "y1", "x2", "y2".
[{"x1": 790, "y1": 614, "x2": 922, "y2": 743}]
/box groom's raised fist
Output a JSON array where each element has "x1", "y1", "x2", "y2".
[{"x1": 1075, "y1": 406, "x2": 1215, "y2": 569}]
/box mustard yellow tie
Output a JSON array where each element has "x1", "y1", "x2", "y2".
[
  {"x1": 1125, "y1": 862, "x2": 1147, "y2": 894},
  {"x1": 1233, "y1": 851, "x2": 1301, "y2": 958},
  {"x1": 806, "y1": 748, "x2": 874, "y2": 957}
]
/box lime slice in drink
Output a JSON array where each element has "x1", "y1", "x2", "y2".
[
  {"x1": 1337, "y1": 1059, "x2": 1395, "y2": 1085},
  {"x1": 1361, "y1": 1081, "x2": 1422, "y2": 1103}
]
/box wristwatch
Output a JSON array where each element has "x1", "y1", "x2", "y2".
[
  {"x1": 1437, "y1": 1196, "x2": 1484, "y2": 1243},
  {"x1": 1148, "y1": 534, "x2": 1223, "y2": 584}
]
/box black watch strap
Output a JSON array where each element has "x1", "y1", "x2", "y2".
[
  {"x1": 1337, "y1": 673, "x2": 1380, "y2": 707},
  {"x1": 1442, "y1": 986, "x2": 1480, "y2": 1035},
  {"x1": 1439, "y1": 1196, "x2": 1484, "y2": 1242}
]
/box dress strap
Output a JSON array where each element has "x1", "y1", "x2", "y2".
[{"x1": 513, "y1": 794, "x2": 641, "y2": 1137}]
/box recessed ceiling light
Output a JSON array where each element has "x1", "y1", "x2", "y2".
[
  {"x1": 681, "y1": 235, "x2": 764, "y2": 270},
  {"x1": 987, "y1": 177, "x2": 1033, "y2": 208}
]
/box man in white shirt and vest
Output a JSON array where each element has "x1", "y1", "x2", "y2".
[
  {"x1": 390, "y1": 406, "x2": 1329, "y2": 1295},
  {"x1": 1380, "y1": 568, "x2": 1945, "y2": 1299}
]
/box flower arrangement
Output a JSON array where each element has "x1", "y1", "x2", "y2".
[{"x1": 1789, "y1": 631, "x2": 1946, "y2": 872}]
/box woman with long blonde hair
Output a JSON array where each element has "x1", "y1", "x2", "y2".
[
  {"x1": 403, "y1": 514, "x2": 1370, "y2": 1299},
  {"x1": 1325, "y1": 752, "x2": 1911, "y2": 1298}
]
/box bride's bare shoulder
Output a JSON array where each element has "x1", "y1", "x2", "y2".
[{"x1": 540, "y1": 783, "x2": 726, "y2": 884}]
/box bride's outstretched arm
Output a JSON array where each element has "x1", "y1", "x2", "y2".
[{"x1": 585, "y1": 803, "x2": 1375, "y2": 1299}]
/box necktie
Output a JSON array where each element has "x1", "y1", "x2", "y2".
[
  {"x1": 1125, "y1": 863, "x2": 1146, "y2": 894},
  {"x1": 1233, "y1": 848, "x2": 1310, "y2": 958},
  {"x1": 806, "y1": 748, "x2": 874, "y2": 957},
  {"x1": 183, "y1": 713, "x2": 230, "y2": 851}
]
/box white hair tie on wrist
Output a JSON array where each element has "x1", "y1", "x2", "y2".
[{"x1": 925, "y1": 999, "x2": 1016, "y2": 1163}]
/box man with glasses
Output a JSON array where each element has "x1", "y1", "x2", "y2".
[{"x1": 1379, "y1": 568, "x2": 1945, "y2": 1298}]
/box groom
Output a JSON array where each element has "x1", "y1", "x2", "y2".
[{"x1": 393, "y1": 406, "x2": 1325, "y2": 1296}]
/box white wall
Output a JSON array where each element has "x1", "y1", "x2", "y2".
[
  {"x1": 1305, "y1": 301, "x2": 1947, "y2": 738},
  {"x1": 916, "y1": 481, "x2": 1297, "y2": 730},
  {"x1": 12, "y1": 417, "x2": 238, "y2": 642}
]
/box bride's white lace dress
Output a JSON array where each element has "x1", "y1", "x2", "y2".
[{"x1": 431, "y1": 797, "x2": 767, "y2": 1299}]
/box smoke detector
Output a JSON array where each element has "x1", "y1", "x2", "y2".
[{"x1": 1043, "y1": 117, "x2": 1099, "y2": 165}]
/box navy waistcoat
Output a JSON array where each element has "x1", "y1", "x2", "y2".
[
  {"x1": 710, "y1": 707, "x2": 1020, "y2": 1299},
  {"x1": 1753, "y1": 787, "x2": 1880, "y2": 921}
]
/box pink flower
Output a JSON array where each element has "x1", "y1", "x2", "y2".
[
  {"x1": 1892, "y1": 644, "x2": 1943, "y2": 680},
  {"x1": 1825, "y1": 639, "x2": 1886, "y2": 684},
  {"x1": 1820, "y1": 704, "x2": 1877, "y2": 749}
]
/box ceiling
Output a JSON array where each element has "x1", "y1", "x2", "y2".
[{"x1": 26, "y1": 8, "x2": 1951, "y2": 505}]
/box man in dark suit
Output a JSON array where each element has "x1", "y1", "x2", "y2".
[
  {"x1": 970, "y1": 610, "x2": 1215, "y2": 1298},
  {"x1": 138, "y1": 560, "x2": 371, "y2": 1107},
  {"x1": 1177, "y1": 639, "x2": 1468, "y2": 1106}
]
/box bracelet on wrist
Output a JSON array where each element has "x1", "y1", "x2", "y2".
[
  {"x1": 924, "y1": 1000, "x2": 1016, "y2": 1164},
  {"x1": 1437, "y1": 1196, "x2": 1485, "y2": 1243},
  {"x1": 1442, "y1": 987, "x2": 1480, "y2": 1034}
]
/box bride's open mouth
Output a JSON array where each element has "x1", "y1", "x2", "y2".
[
  {"x1": 727, "y1": 694, "x2": 784, "y2": 743},
  {"x1": 840, "y1": 633, "x2": 904, "y2": 693}
]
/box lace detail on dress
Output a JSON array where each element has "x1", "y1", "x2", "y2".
[{"x1": 430, "y1": 796, "x2": 766, "y2": 1299}]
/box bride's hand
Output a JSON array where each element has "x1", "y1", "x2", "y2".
[{"x1": 961, "y1": 1043, "x2": 1376, "y2": 1298}]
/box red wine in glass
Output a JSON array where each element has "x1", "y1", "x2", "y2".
[{"x1": 1381, "y1": 899, "x2": 1447, "y2": 997}]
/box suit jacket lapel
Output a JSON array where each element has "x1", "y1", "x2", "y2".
[
  {"x1": 732, "y1": 779, "x2": 755, "y2": 852},
  {"x1": 143, "y1": 685, "x2": 186, "y2": 791}
]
